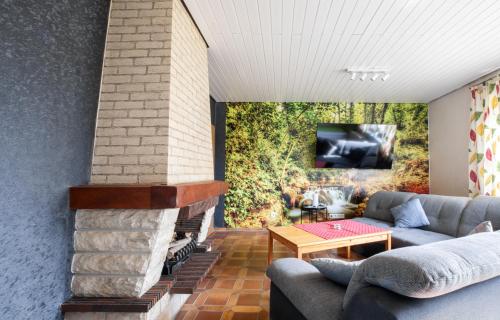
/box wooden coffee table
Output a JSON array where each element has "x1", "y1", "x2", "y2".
[{"x1": 267, "y1": 224, "x2": 391, "y2": 264}]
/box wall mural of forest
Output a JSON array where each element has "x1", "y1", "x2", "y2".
[{"x1": 224, "y1": 102, "x2": 429, "y2": 228}]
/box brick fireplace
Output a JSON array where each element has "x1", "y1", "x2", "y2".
[{"x1": 61, "y1": 0, "x2": 226, "y2": 319}]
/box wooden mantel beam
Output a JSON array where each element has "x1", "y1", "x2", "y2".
[{"x1": 69, "y1": 180, "x2": 228, "y2": 210}]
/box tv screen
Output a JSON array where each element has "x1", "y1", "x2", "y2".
[{"x1": 315, "y1": 123, "x2": 397, "y2": 169}]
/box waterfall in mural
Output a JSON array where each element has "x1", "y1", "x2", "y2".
[{"x1": 224, "y1": 102, "x2": 429, "y2": 228}]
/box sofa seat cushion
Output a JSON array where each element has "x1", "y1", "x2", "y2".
[
  {"x1": 344, "y1": 232, "x2": 500, "y2": 309},
  {"x1": 351, "y1": 217, "x2": 393, "y2": 256},
  {"x1": 267, "y1": 258, "x2": 345, "y2": 320},
  {"x1": 391, "y1": 227, "x2": 454, "y2": 248},
  {"x1": 352, "y1": 217, "x2": 394, "y2": 229}
]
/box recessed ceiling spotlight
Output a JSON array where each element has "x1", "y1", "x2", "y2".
[
  {"x1": 350, "y1": 72, "x2": 357, "y2": 80},
  {"x1": 381, "y1": 73, "x2": 390, "y2": 81},
  {"x1": 370, "y1": 73, "x2": 379, "y2": 81},
  {"x1": 360, "y1": 73, "x2": 368, "y2": 81}
]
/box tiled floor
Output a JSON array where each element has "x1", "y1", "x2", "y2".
[{"x1": 176, "y1": 229, "x2": 360, "y2": 320}]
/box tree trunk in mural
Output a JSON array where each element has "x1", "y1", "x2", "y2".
[
  {"x1": 380, "y1": 103, "x2": 389, "y2": 123},
  {"x1": 370, "y1": 103, "x2": 376, "y2": 123},
  {"x1": 349, "y1": 102, "x2": 354, "y2": 122},
  {"x1": 392, "y1": 108, "x2": 404, "y2": 129}
]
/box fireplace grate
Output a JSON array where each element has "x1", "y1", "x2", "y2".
[{"x1": 163, "y1": 237, "x2": 198, "y2": 275}]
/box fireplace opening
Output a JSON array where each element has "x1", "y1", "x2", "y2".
[
  {"x1": 163, "y1": 206, "x2": 214, "y2": 275},
  {"x1": 163, "y1": 232, "x2": 198, "y2": 275}
]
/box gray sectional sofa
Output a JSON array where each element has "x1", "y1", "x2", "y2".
[
  {"x1": 353, "y1": 191, "x2": 500, "y2": 254},
  {"x1": 266, "y1": 191, "x2": 500, "y2": 320}
]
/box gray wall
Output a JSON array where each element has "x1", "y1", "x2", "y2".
[
  {"x1": 212, "y1": 101, "x2": 227, "y2": 227},
  {"x1": 428, "y1": 87, "x2": 470, "y2": 196},
  {"x1": 0, "y1": 1, "x2": 109, "y2": 319}
]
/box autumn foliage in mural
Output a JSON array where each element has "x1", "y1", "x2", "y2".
[{"x1": 225, "y1": 102, "x2": 429, "y2": 228}]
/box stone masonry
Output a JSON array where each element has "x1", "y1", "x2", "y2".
[{"x1": 71, "y1": 208, "x2": 179, "y2": 297}]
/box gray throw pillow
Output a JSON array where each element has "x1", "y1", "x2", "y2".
[
  {"x1": 468, "y1": 221, "x2": 493, "y2": 235},
  {"x1": 390, "y1": 198, "x2": 430, "y2": 228},
  {"x1": 310, "y1": 258, "x2": 362, "y2": 286}
]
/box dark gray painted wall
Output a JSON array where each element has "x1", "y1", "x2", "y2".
[
  {"x1": 0, "y1": 1, "x2": 109, "y2": 319},
  {"x1": 212, "y1": 102, "x2": 227, "y2": 227}
]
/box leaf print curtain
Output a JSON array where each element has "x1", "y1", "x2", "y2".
[{"x1": 469, "y1": 75, "x2": 500, "y2": 196}]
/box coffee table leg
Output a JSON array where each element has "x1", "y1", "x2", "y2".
[
  {"x1": 346, "y1": 246, "x2": 351, "y2": 259},
  {"x1": 296, "y1": 248, "x2": 303, "y2": 260},
  {"x1": 385, "y1": 235, "x2": 392, "y2": 251},
  {"x1": 268, "y1": 232, "x2": 274, "y2": 265}
]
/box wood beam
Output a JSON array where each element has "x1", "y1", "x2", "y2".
[{"x1": 69, "y1": 180, "x2": 228, "y2": 210}]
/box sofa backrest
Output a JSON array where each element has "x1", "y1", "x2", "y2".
[
  {"x1": 457, "y1": 196, "x2": 500, "y2": 236},
  {"x1": 412, "y1": 194, "x2": 469, "y2": 237},
  {"x1": 365, "y1": 191, "x2": 500, "y2": 237},
  {"x1": 364, "y1": 191, "x2": 416, "y2": 222}
]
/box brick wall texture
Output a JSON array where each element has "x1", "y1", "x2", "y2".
[
  {"x1": 90, "y1": 0, "x2": 213, "y2": 184},
  {"x1": 167, "y1": 0, "x2": 213, "y2": 184}
]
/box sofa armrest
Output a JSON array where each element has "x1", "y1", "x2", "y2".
[
  {"x1": 343, "y1": 276, "x2": 500, "y2": 320},
  {"x1": 266, "y1": 258, "x2": 323, "y2": 288},
  {"x1": 266, "y1": 258, "x2": 345, "y2": 320}
]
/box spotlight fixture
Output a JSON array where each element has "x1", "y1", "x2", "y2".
[{"x1": 346, "y1": 67, "x2": 390, "y2": 82}]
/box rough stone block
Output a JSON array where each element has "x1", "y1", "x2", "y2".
[
  {"x1": 71, "y1": 253, "x2": 150, "y2": 275},
  {"x1": 76, "y1": 209, "x2": 168, "y2": 229},
  {"x1": 74, "y1": 230, "x2": 155, "y2": 252}
]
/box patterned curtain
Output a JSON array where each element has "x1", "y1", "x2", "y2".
[{"x1": 469, "y1": 75, "x2": 500, "y2": 196}]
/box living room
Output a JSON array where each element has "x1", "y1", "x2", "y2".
[{"x1": 1, "y1": 0, "x2": 500, "y2": 319}]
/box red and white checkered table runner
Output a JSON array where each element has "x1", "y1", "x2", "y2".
[{"x1": 294, "y1": 220, "x2": 387, "y2": 240}]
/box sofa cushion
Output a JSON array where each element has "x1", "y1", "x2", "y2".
[
  {"x1": 351, "y1": 217, "x2": 393, "y2": 256},
  {"x1": 352, "y1": 217, "x2": 394, "y2": 229},
  {"x1": 310, "y1": 258, "x2": 362, "y2": 286},
  {"x1": 411, "y1": 194, "x2": 469, "y2": 237},
  {"x1": 364, "y1": 191, "x2": 416, "y2": 222},
  {"x1": 468, "y1": 221, "x2": 494, "y2": 235},
  {"x1": 344, "y1": 231, "x2": 500, "y2": 309},
  {"x1": 391, "y1": 227, "x2": 454, "y2": 248},
  {"x1": 458, "y1": 196, "x2": 500, "y2": 236},
  {"x1": 267, "y1": 258, "x2": 344, "y2": 320},
  {"x1": 391, "y1": 198, "x2": 430, "y2": 228}
]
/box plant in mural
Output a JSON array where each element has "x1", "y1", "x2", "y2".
[{"x1": 224, "y1": 102, "x2": 429, "y2": 228}]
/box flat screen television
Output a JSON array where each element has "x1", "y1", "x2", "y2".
[{"x1": 315, "y1": 123, "x2": 397, "y2": 169}]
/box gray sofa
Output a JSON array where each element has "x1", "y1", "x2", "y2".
[
  {"x1": 267, "y1": 191, "x2": 500, "y2": 320},
  {"x1": 353, "y1": 191, "x2": 500, "y2": 254}
]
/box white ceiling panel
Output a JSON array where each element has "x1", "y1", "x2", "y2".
[{"x1": 185, "y1": 0, "x2": 500, "y2": 102}]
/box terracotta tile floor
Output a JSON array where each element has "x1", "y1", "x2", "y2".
[{"x1": 176, "y1": 229, "x2": 360, "y2": 320}]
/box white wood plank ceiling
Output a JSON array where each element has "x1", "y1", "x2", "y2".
[{"x1": 184, "y1": 0, "x2": 500, "y2": 103}]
